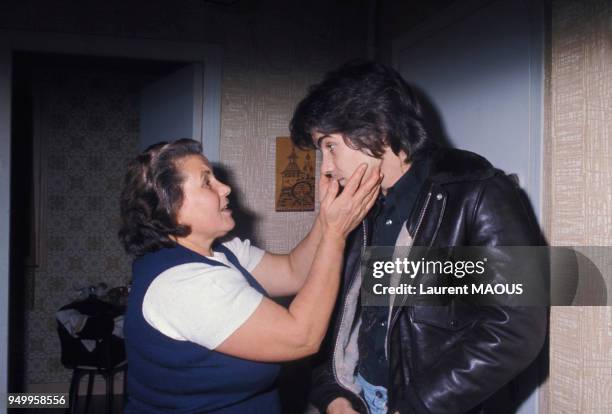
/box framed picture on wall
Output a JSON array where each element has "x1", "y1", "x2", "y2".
[{"x1": 275, "y1": 136, "x2": 316, "y2": 212}]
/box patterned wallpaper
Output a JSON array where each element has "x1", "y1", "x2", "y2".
[
  {"x1": 543, "y1": 0, "x2": 612, "y2": 412},
  {"x1": 27, "y1": 67, "x2": 145, "y2": 383}
]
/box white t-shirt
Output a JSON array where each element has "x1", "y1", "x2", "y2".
[{"x1": 142, "y1": 237, "x2": 266, "y2": 349}]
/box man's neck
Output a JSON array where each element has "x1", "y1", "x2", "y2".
[{"x1": 380, "y1": 148, "x2": 412, "y2": 195}]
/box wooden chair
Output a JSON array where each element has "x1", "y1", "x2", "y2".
[{"x1": 56, "y1": 297, "x2": 126, "y2": 414}]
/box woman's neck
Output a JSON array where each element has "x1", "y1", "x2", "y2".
[{"x1": 176, "y1": 236, "x2": 214, "y2": 257}]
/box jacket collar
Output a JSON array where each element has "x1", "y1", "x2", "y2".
[{"x1": 426, "y1": 148, "x2": 496, "y2": 184}]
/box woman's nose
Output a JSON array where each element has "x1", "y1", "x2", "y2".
[{"x1": 218, "y1": 182, "x2": 231, "y2": 196}]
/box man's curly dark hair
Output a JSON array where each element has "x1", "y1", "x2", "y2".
[
  {"x1": 290, "y1": 60, "x2": 435, "y2": 162},
  {"x1": 118, "y1": 138, "x2": 204, "y2": 257}
]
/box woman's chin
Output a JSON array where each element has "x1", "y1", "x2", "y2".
[{"x1": 223, "y1": 215, "x2": 236, "y2": 231}]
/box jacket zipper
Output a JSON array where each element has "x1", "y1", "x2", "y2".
[
  {"x1": 386, "y1": 190, "x2": 432, "y2": 353},
  {"x1": 332, "y1": 190, "x2": 433, "y2": 413},
  {"x1": 382, "y1": 190, "x2": 432, "y2": 412},
  {"x1": 331, "y1": 220, "x2": 370, "y2": 414}
]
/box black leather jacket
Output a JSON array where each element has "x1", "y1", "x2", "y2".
[{"x1": 310, "y1": 149, "x2": 547, "y2": 414}]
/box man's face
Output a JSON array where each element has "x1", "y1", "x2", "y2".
[{"x1": 313, "y1": 132, "x2": 381, "y2": 187}]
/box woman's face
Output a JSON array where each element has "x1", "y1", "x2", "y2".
[{"x1": 175, "y1": 155, "x2": 235, "y2": 241}]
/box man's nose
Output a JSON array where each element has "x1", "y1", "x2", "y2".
[{"x1": 321, "y1": 154, "x2": 335, "y2": 177}]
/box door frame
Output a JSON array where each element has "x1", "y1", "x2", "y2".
[{"x1": 0, "y1": 29, "x2": 223, "y2": 409}]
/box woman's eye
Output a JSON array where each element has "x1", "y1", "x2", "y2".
[{"x1": 327, "y1": 144, "x2": 335, "y2": 153}]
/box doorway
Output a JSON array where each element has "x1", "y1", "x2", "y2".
[
  {"x1": 9, "y1": 52, "x2": 193, "y2": 393},
  {"x1": 0, "y1": 31, "x2": 222, "y2": 404}
]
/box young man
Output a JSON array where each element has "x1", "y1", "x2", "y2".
[{"x1": 290, "y1": 61, "x2": 546, "y2": 414}]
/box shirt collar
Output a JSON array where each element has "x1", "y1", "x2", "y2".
[{"x1": 380, "y1": 157, "x2": 429, "y2": 218}]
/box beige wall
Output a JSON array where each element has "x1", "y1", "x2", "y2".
[{"x1": 543, "y1": 0, "x2": 612, "y2": 412}]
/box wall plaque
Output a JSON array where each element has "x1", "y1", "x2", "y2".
[{"x1": 275, "y1": 136, "x2": 316, "y2": 212}]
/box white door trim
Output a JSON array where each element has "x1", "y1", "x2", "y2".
[{"x1": 0, "y1": 37, "x2": 13, "y2": 414}]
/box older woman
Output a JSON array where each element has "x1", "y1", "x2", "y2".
[{"x1": 118, "y1": 138, "x2": 380, "y2": 413}]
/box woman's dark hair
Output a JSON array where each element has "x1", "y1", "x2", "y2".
[
  {"x1": 290, "y1": 60, "x2": 435, "y2": 162},
  {"x1": 118, "y1": 138, "x2": 204, "y2": 257}
]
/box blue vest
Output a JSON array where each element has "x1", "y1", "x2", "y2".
[{"x1": 124, "y1": 244, "x2": 281, "y2": 413}]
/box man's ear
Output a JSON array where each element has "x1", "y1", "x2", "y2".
[{"x1": 399, "y1": 149, "x2": 411, "y2": 164}]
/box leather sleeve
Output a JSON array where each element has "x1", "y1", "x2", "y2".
[{"x1": 401, "y1": 174, "x2": 547, "y2": 414}]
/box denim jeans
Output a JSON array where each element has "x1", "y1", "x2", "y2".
[{"x1": 356, "y1": 373, "x2": 388, "y2": 414}]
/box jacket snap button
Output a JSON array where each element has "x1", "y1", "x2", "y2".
[
  {"x1": 450, "y1": 320, "x2": 457, "y2": 328},
  {"x1": 436, "y1": 193, "x2": 443, "y2": 200},
  {"x1": 385, "y1": 219, "x2": 393, "y2": 226}
]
